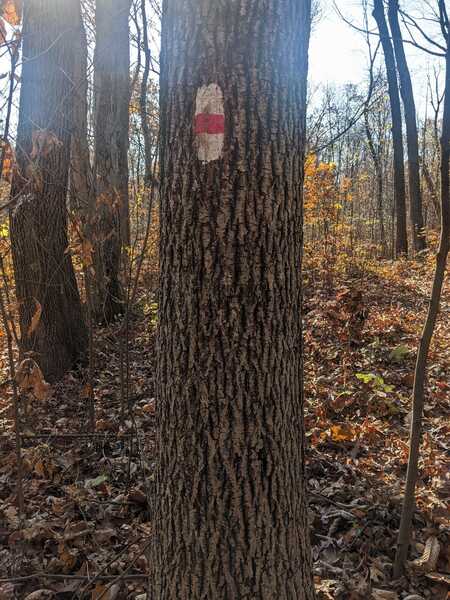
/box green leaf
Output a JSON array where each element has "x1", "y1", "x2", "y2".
[
  {"x1": 336, "y1": 390, "x2": 353, "y2": 398},
  {"x1": 356, "y1": 373, "x2": 376, "y2": 384},
  {"x1": 85, "y1": 474, "x2": 108, "y2": 488},
  {"x1": 389, "y1": 345, "x2": 409, "y2": 362}
]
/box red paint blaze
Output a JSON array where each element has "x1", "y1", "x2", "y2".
[{"x1": 194, "y1": 113, "x2": 225, "y2": 135}]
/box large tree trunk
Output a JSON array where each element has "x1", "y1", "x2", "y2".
[
  {"x1": 155, "y1": 1, "x2": 315, "y2": 599},
  {"x1": 9, "y1": 0, "x2": 87, "y2": 382},
  {"x1": 388, "y1": 0, "x2": 426, "y2": 252},
  {"x1": 373, "y1": 0, "x2": 408, "y2": 256},
  {"x1": 92, "y1": 0, "x2": 130, "y2": 323}
]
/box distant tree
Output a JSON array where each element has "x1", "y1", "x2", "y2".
[
  {"x1": 91, "y1": 0, "x2": 131, "y2": 322},
  {"x1": 373, "y1": 0, "x2": 408, "y2": 256},
  {"x1": 421, "y1": 67, "x2": 444, "y2": 223},
  {"x1": 139, "y1": 0, "x2": 155, "y2": 188},
  {"x1": 9, "y1": 0, "x2": 87, "y2": 382},
  {"x1": 155, "y1": 0, "x2": 316, "y2": 598},
  {"x1": 388, "y1": 0, "x2": 426, "y2": 252},
  {"x1": 362, "y1": 25, "x2": 388, "y2": 256}
]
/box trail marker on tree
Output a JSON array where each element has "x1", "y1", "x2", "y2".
[{"x1": 194, "y1": 83, "x2": 225, "y2": 162}]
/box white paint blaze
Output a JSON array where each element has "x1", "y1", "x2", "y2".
[{"x1": 194, "y1": 84, "x2": 225, "y2": 163}]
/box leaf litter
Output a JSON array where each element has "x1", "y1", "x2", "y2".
[{"x1": 0, "y1": 257, "x2": 448, "y2": 598}]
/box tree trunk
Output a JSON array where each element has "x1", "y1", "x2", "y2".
[
  {"x1": 422, "y1": 160, "x2": 440, "y2": 220},
  {"x1": 9, "y1": 0, "x2": 87, "y2": 382},
  {"x1": 70, "y1": 8, "x2": 93, "y2": 217},
  {"x1": 155, "y1": 1, "x2": 315, "y2": 598},
  {"x1": 363, "y1": 53, "x2": 386, "y2": 256},
  {"x1": 388, "y1": 0, "x2": 426, "y2": 252},
  {"x1": 139, "y1": 0, "x2": 154, "y2": 188},
  {"x1": 394, "y1": 26, "x2": 450, "y2": 578},
  {"x1": 92, "y1": 0, "x2": 130, "y2": 322},
  {"x1": 373, "y1": 0, "x2": 408, "y2": 256}
]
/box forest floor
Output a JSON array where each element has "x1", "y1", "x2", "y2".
[{"x1": 0, "y1": 253, "x2": 448, "y2": 599}]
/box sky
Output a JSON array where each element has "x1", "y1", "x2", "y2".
[
  {"x1": 308, "y1": 0, "x2": 445, "y2": 114},
  {"x1": 310, "y1": 2, "x2": 367, "y2": 86},
  {"x1": 0, "y1": 1, "x2": 445, "y2": 127}
]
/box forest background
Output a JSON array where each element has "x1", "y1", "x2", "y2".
[{"x1": 0, "y1": 1, "x2": 448, "y2": 599}]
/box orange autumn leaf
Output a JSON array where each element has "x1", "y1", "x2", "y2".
[
  {"x1": 1, "y1": 0, "x2": 21, "y2": 26},
  {"x1": 1, "y1": 140, "x2": 15, "y2": 181},
  {"x1": 81, "y1": 383, "x2": 93, "y2": 399},
  {"x1": 91, "y1": 583, "x2": 107, "y2": 600},
  {"x1": 330, "y1": 423, "x2": 358, "y2": 442},
  {"x1": 28, "y1": 298, "x2": 42, "y2": 336}
]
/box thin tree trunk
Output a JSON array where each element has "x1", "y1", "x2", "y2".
[
  {"x1": 92, "y1": 0, "x2": 130, "y2": 322},
  {"x1": 420, "y1": 101, "x2": 440, "y2": 224},
  {"x1": 9, "y1": 0, "x2": 87, "y2": 382},
  {"x1": 363, "y1": 51, "x2": 386, "y2": 255},
  {"x1": 373, "y1": 0, "x2": 408, "y2": 256},
  {"x1": 422, "y1": 160, "x2": 440, "y2": 220},
  {"x1": 394, "y1": 30, "x2": 450, "y2": 578},
  {"x1": 139, "y1": 0, "x2": 154, "y2": 188},
  {"x1": 388, "y1": 0, "x2": 426, "y2": 252},
  {"x1": 70, "y1": 8, "x2": 93, "y2": 217},
  {"x1": 155, "y1": 1, "x2": 315, "y2": 598}
]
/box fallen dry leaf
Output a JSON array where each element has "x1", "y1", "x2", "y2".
[
  {"x1": 330, "y1": 423, "x2": 358, "y2": 442},
  {"x1": 28, "y1": 299, "x2": 42, "y2": 336},
  {"x1": 24, "y1": 590, "x2": 55, "y2": 599},
  {"x1": 30, "y1": 129, "x2": 62, "y2": 160},
  {"x1": 424, "y1": 572, "x2": 450, "y2": 585},
  {"x1": 372, "y1": 590, "x2": 399, "y2": 600},
  {"x1": 142, "y1": 400, "x2": 155, "y2": 414},
  {"x1": 0, "y1": 583, "x2": 16, "y2": 599},
  {"x1": 16, "y1": 358, "x2": 51, "y2": 400},
  {"x1": 411, "y1": 536, "x2": 440, "y2": 573}
]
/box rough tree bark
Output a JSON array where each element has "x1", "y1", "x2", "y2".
[
  {"x1": 373, "y1": 0, "x2": 408, "y2": 256},
  {"x1": 388, "y1": 0, "x2": 426, "y2": 252},
  {"x1": 9, "y1": 0, "x2": 87, "y2": 382},
  {"x1": 394, "y1": 11, "x2": 450, "y2": 577},
  {"x1": 92, "y1": 0, "x2": 130, "y2": 322},
  {"x1": 155, "y1": 1, "x2": 316, "y2": 598}
]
